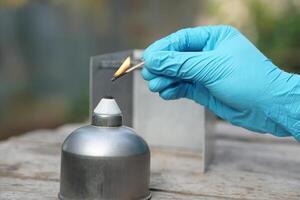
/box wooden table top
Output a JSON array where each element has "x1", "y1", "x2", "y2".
[{"x1": 0, "y1": 122, "x2": 300, "y2": 200}]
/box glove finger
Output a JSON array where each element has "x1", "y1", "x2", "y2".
[
  {"x1": 157, "y1": 82, "x2": 258, "y2": 130},
  {"x1": 158, "y1": 82, "x2": 212, "y2": 105},
  {"x1": 190, "y1": 83, "x2": 210, "y2": 106},
  {"x1": 274, "y1": 126, "x2": 293, "y2": 137},
  {"x1": 159, "y1": 82, "x2": 192, "y2": 100},
  {"x1": 141, "y1": 68, "x2": 157, "y2": 81},
  {"x1": 156, "y1": 81, "x2": 241, "y2": 123},
  {"x1": 148, "y1": 76, "x2": 180, "y2": 92},
  {"x1": 144, "y1": 50, "x2": 218, "y2": 85},
  {"x1": 143, "y1": 25, "x2": 238, "y2": 59}
]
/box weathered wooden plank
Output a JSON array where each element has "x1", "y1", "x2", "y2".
[
  {"x1": 0, "y1": 177, "x2": 225, "y2": 200},
  {"x1": 0, "y1": 177, "x2": 58, "y2": 200},
  {"x1": 150, "y1": 141, "x2": 300, "y2": 200},
  {"x1": 151, "y1": 191, "x2": 226, "y2": 200},
  {"x1": 0, "y1": 123, "x2": 300, "y2": 199}
]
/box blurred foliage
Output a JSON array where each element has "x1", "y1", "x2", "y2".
[
  {"x1": 0, "y1": 0, "x2": 201, "y2": 139},
  {"x1": 0, "y1": 0, "x2": 28, "y2": 7},
  {"x1": 206, "y1": 0, "x2": 300, "y2": 73},
  {"x1": 249, "y1": 0, "x2": 300, "y2": 73}
]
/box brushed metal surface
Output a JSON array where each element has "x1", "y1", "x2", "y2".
[
  {"x1": 59, "y1": 151, "x2": 150, "y2": 200},
  {"x1": 62, "y1": 125, "x2": 149, "y2": 157},
  {"x1": 203, "y1": 109, "x2": 215, "y2": 172},
  {"x1": 133, "y1": 70, "x2": 205, "y2": 150}
]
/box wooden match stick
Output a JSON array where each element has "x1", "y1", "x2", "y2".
[{"x1": 111, "y1": 57, "x2": 144, "y2": 81}]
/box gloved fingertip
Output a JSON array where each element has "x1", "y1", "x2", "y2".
[
  {"x1": 159, "y1": 91, "x2": 172, "y2": 100},
  {"x1": 149, "y1": 80, "x2": 159, "y2": 92},
  {"x1": 141, "y1": 68, "x2": 156, "y2": 81},
  {"x1": 159, "y1": 87, "x2": 178, "y2": 100}
]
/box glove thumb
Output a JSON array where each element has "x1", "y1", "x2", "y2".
[{"x1": 143, "y1": 51, "x2": 218, "y2": 85}]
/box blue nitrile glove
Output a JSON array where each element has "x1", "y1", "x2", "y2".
[{"x1": 142, "y1": 25, "x2": 300, "y2": 141}]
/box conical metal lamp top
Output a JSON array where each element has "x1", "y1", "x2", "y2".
[
  {"x1": 94, "y1": 96, "x2": 122, "y2": 116},
  {"x1": 92, "y1": 96, "x2": 122, "y2": 127}
]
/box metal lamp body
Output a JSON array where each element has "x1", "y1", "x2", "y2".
[{"x1": 59, "y1": 98, "x2": 151, "y2": 200}]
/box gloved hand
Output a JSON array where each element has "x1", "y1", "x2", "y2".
[{"x1": 142, "y1": 25, "x2": 300, "y2": 141}]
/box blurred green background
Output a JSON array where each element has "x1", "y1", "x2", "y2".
[{"x1": 0, "y1": 0, "x2": 299, "y2": 139}]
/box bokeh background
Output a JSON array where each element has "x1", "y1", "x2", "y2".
[{"x1": 0, "y1": 0, "x2": 300, "y2": 139}]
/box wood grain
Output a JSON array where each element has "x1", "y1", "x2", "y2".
[{"x1": 0, "y1": 122, "x2": 300, "y2": 199}]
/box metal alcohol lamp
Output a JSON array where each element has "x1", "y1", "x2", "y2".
[{"x1": 59, "y1": 96, "x2": 151, "y2": 200}]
